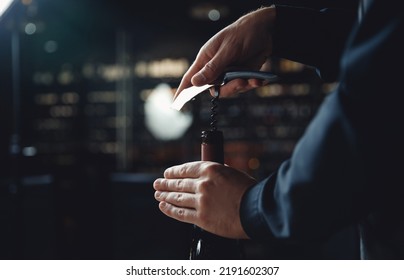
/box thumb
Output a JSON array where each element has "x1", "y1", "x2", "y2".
[{"x1": 191, "y1": 57, "x2": 226, "y2": 86}]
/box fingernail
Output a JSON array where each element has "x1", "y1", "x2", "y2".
[
  {"x1": 153, "y1": 179, "x2": 161, "y2": 188},
  {"x1": 155, "y1": 191, "x2": 161, "y2": 198}
]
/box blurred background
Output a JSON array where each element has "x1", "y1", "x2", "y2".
[{"x1": 0, "y1": 0, "x2": 358, "y2": 259}]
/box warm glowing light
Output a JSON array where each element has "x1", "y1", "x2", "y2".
[
  {"x1": 248, "y1": 158, "x2": 260, "y2": 170},
  {"x1": 97, "y1": 65, "x2": 131, "y2": 82},
  {"x1": 134, "y1": 58, "x2": 189, "y2": 78},
  {"x1": 61, "y1": 92, "x2": 79, "y2": 104},
  {"x1": 58, "y1": 70, "x2": 74, "y2": 85},
  {"x1": 87, "y1": 91, "x2": 119, "y2": 103},
  {"x1": 190, "y1": 3, "x2": 229, "y2": 21},
  {"x1": 35, "y1": 93, "x2": 58, "y2": 105},
  {"x1": 33, "y1": 71, "x2": 54, "y2": 85},
  {"x1": 49, "y1": 105, "x2": 75, "y2": 118},
  {"x1": 322, "y1": 82, "x2": 339, "y2": 94},
  {"x1": 279, "y1": 59, "x2": 305, "y2": 72}
]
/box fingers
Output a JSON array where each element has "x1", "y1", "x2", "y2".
[
  {"x1": 174, "y1": 70, "x2": 197, "y2": 100},
  {"x1": 158, "y1": 201, "x2": 197, "y2": 225},
  {"x1": 153, "y1": 177, "x2": 196, "y2": 193},
  {"x1": 154, "y1": 190, "x2": 196, "y2": 209},
  {"x1": 153, "y1": 161, "x2": 209, "y2": 225},
  {"x1": 174, "y1": 34, "x2": 230, "y2": 99},
  {"x1": 153, "y1": 177, "x2": 199, "y2": 225},
  {"x1": 163, "y1": 161, "x2": 205, "y2": 179},
  {"x1": 174, "y1": 53, "x2": 216, "y2": 99},
  {"x1": 210, "y1": 78, "x2": 266, "y2": 97},
  {"x1": 192, "y1": 57, "x2": 224, "y2": 87},
  {"x1": 153, "y1": 162, "x2": 210, "y2": 207}
]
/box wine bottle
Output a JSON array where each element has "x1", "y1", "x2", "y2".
[{"x1": 189, "y1": 129, "x2": 243, "y2": 260}]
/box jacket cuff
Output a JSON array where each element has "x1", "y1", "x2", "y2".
[{"x1": 239, "y1": 175, "x2": 277, "y2": 240}]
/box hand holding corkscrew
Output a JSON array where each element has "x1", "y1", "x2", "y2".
[{"x1": 171, "y1": 71, "x2": 278, "y2": 111}]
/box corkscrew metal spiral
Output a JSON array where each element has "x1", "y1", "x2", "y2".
[{"x1": 210, "y1": 85, "x2": 220, "y2": 131}]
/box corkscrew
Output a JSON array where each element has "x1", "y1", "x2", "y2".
[
  {"x1": 200, "y1": 85, "x2": 224, "y2": 164},
  {"x1": 210, "y1": 86, "x2": 220, "y2": 131},
  {"x1": 190, "y1": 84, "x2": 234, "y2": 259}
]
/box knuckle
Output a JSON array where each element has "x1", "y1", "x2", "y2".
[
  {"x1": 177, "y1": 208, "x2": 185, "y2": 217},
  {"x1": 198, "y1": 192, "x2": 209, "y2": 209},
  {"x1": 204, "y1": 162, "x2": 221, "y2": 174},
  {"x1": 176, "y1": 193, "x2": 183, "y2": 203},
  {"x1": 178, "y1": 165, "x2": 188, "y2": 177},
  {"x1": 204, "y1": 62, "x2": 217, "y2": 73},
  {"x1": 197, "y1": 179, "x2": 209, "y2": 193},
  {"x1": 175, "y1": 179, "x2": 183, "y2": 191},
  {"x1": 160, "y1": 178, "x2": 167, "y2": 187}
]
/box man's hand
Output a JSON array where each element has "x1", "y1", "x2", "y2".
[
  {"x1": 153, "y1": 161, "x2": 257, "y2": 239},
  {"x1": 174, "y1": 6, "x2": 276, "y2": 99}
]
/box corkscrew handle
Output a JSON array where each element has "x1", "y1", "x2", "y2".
[{"x1": 222, "y1": 70, "x2": 278, "y2": 84}]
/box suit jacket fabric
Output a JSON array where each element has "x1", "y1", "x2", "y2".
[{"x1": 240, "y1": 0, "x2": 404, "y2": 259}]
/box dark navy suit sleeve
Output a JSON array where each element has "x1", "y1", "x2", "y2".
[
  {"x1": 241, "y1": 90, "x2": 367, "y2": 242},
  {"x1": 241, "y1": 0, "x2": 404, "y2": 249}
]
